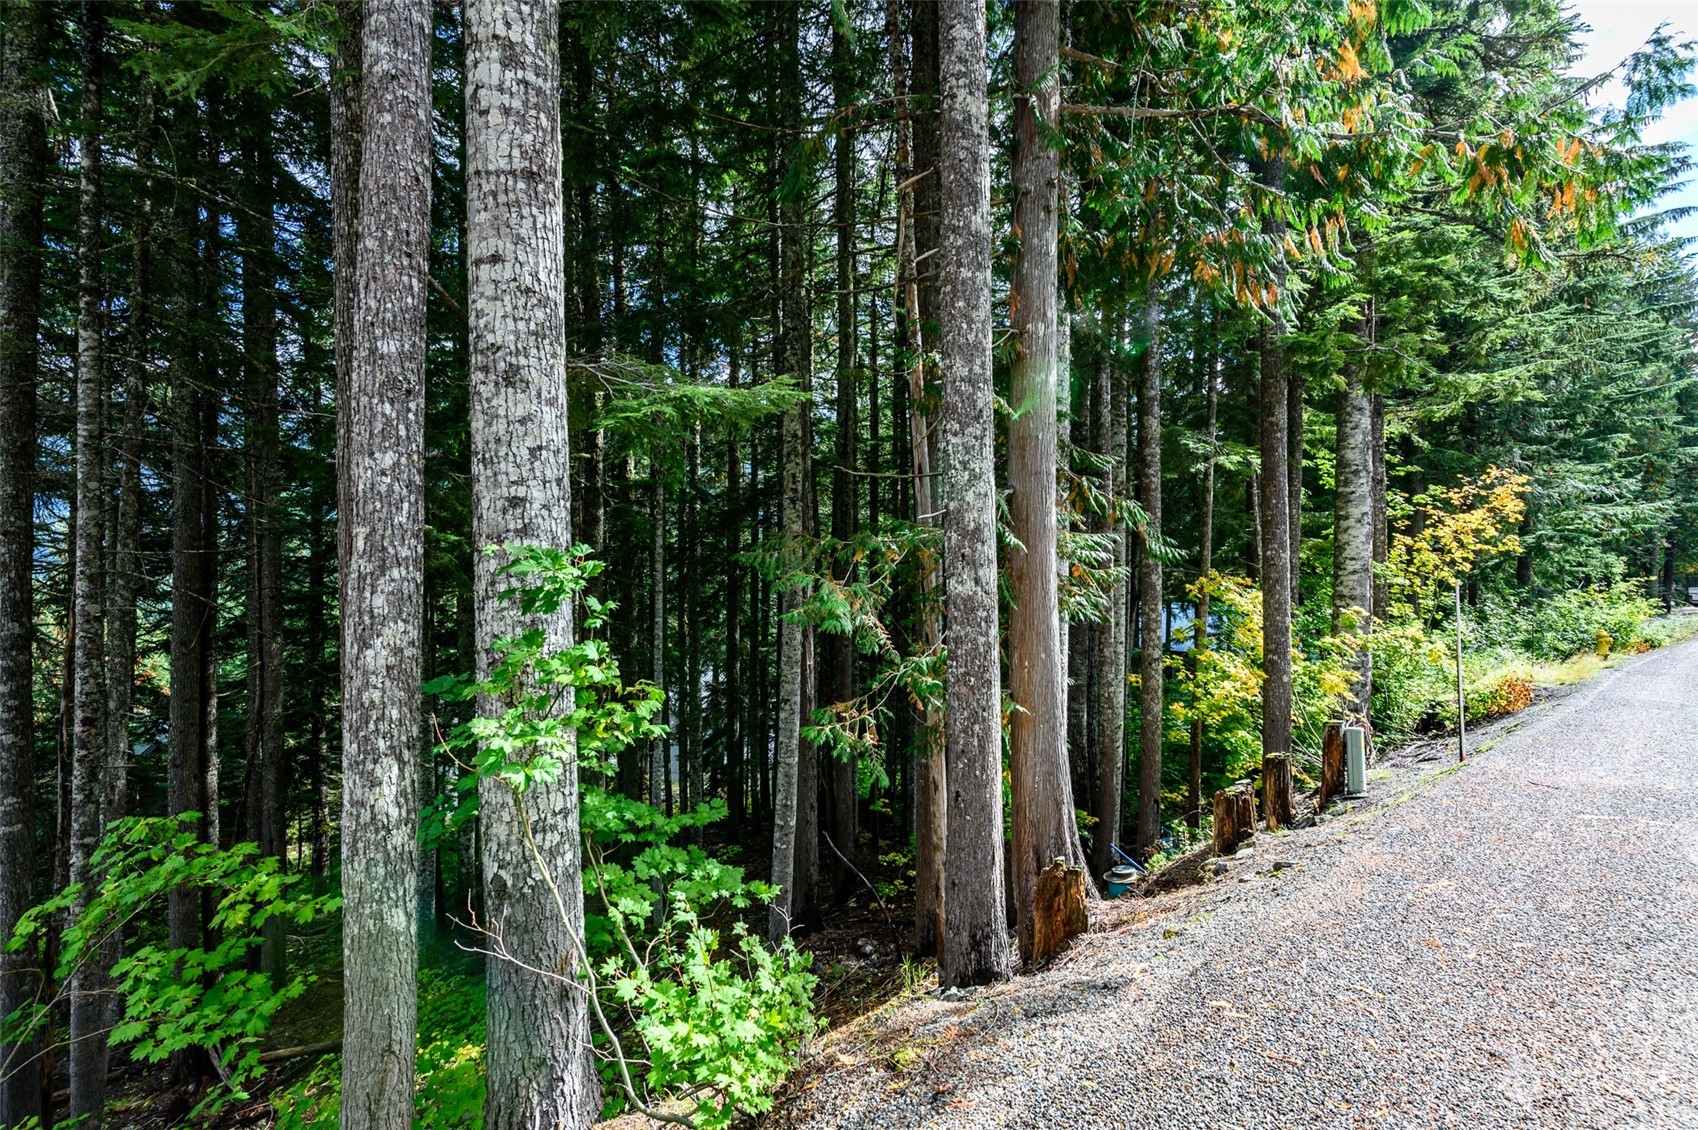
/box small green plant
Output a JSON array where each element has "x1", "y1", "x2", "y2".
[
  {"x1": 3, "y1": 814, "x2": 338, "y2": 1112},
  {"x1": 898, "y1": 956, "x2": 931, "y2": 993},
  {"x1": 427, "y1": 545, "x2": 817, "y2": 1129}
]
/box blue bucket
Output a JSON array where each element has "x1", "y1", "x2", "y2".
[{"x1": 1103, "y1": 865, "x2": 1140, "y2": 897}]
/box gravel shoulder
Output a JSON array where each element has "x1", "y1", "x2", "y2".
[{"x1": 768, "y1": 635, "x2": 1698, "y2": 1130}]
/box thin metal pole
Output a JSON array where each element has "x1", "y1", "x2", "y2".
[{"x1": 1455, "y1": 580, "x2": 1466, "y2": 763}]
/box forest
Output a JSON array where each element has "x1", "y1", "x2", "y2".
[{"x1": 0, "y1": 0, "x2": 1695, "y2": 1127}]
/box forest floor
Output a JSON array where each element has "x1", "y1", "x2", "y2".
[{"x1": 760, "y1": 632, "x2": 1698, "y2": 1130}]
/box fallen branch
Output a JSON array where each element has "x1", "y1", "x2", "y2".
[{"x1": 257, "y1": 1039, "x2": 342, "y2": 1065}]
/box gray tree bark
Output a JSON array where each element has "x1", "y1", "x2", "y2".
[
  {"x1": 1370, "y1": 388, "x2": 1388, "y2": 632},
  {"x1": 326, "y1": 0, "x2": 360, "y2": 900},
  {"x1": 1132, "y1": 280, "x2": 1165, "y2": 855},
  {"x1": 1186, "y1": 332, "x2": 1219, "y2": 829},
  {"x1": 160, "y1": 83, "x2": 227, "y2": 1087},
  {"x1": 1333, "y1": 306, "x2": 1375, "y2": 727},
  {"x1": 896, "y1": 0, "x2": 950, "y2": 951},
  {"x1": 332, "y1": 0, "x2": 361, "y2": 578},
  {"x1": 770, "y1": 404, "x2": 805, "y2": 945},
  {"x1": 770, "y1": 0, "x2": 818, "y2": 944},
  {"x1": 1289, "y1": 368, "x2": 1304, "y2": 604},
  {"x1": 725, "y1": 349, "x2": 745, "y2": 833},
  {"x1": 101, "y1": 72, "x2": 153, "y2": 1054},
  {"x1": 1056, "y1": 172, "x2": 1076, "y2": 800},
  {"x1": 826, "y1": 14, "x2": 859, "y2": 905},
  {"x1": 938, "y1": 0, "x2": 1010, "y2": 989},
  {"x1": 1092, "y1": 317, "x2": 1128, "y2": 879},
  {"x1": 905, "y1": 0, "x2": 947, "y2": 956},
  {"x1": 0, "y1": 4, "x2": 46, "y2": 1121},
  {"x1": 68, "y1": 9, "x2": 111, "y2": 1122},
  {"x1": 339, "y1": 1, "x2": 430, "y2": 1126},
  {"x1": 1008, "y1": 0, "x2": 1087, "y2": 966},
  {"x1": 1257, "y1": 161, "x2": 1294, "y2": 767},
  {"x1": 1064, "y1": 318, "x2": 1092, "y2": 812},
  {"x1": 465, "y1": 3, "x2": 599, "y2": 1123},
  {"x1": 166, "y1": 108, "x2": 211, "y2": 1006},
  {"x1": 649, "y1": 449, "x2": 666, "y2": 812},
  {"x1": 238, "y1": 100, "x2": 287, "y2": 989}
]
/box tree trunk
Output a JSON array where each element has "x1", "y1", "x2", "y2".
[
  {"x1": 1092, "y1": 316, "x2": 1128, "y2": 879},
  {"x1": 332, "y1": 0, "x2": 361, "y2": 577},
  {"x1": 0, "y1": 2, "x2": 47, "y2": 1121},
  {"x1": 1333, "y1": 311, "x2": 1374, "y2": 728},
  {"x1": 339, "y1": 0, "x2": 430, "y2": 1125},
  {"x1": 1067, "y1": 333, "x2": 1094, "y2": 815},
  {"x1": 1256, "y1": 162, "x2": 1293, "y2": 769},
  {"x1": 901, "y1": 0, "x2": 947, "y2": 958},
  {"x1": 327, "y1": 0, "x2": 361, "y2": 890},
  {"x1": 1187, "y1": 333, "x2": 1218, "y2": 829},
  {"x1": 1370, "y1": 388, "x2": 1388, "y2": 626},
  {"x1": 166, "y1": 100, "x2": 218, "y2": 1072},
  {"x1": 725, "y1": 347, "x2": 745, "y2": 836},
  {"x1": 99, "y1": 74, "x2": 153, "y2": 1067},
  {"x1": 1288, "y1": 367, "x2": 1303, "y2": 605},
  {"x1": 825, "y1": 15, "x2": 859, "y2": 905},
  {"x1": 795, "y1": 623, "x2": 820, "y2": 929},
  {"x1": 770, "y1": 0, "x2": 818, "y2": 943},
  {"x1": 1008, "y1": 0, "x2": 1087, "y2": 967},
  {"x1": 649, "y1": 449, "x2": 666, "y2": 811},
  {"x1": 937, "y1": 0, "x2": 1010, "y2": 989},
  {"x1": 198, "y1": 386, "x2": 220, "y2": 861},
  {"x1": 770, "y1": 420, "x2": 806, "y2": 945},
  {"x1": 307, "y1": 458, "x2": 333, "y2": 882},
  {"x1": 238, "y1": 98, "x2": 287, "y2": 989},
  {"x1": 1133, "y1": 280, "x2": 1165, "y2": 856},
  {"x1": 684, "y1": 426, "x2": 701, "y2": 829},
  {"x1": 68, "y1": 8, "x2": 111, "y2": 1121},
  {"x1": 465, "y1": 4, "x2": 599, "y2": 1121}
]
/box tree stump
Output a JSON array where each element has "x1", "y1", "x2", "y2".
[
  {"x1": 1031, "y1": 858, "x2": 1089, "y2": 964},
  {"x1": 1263, "y1": 753, "x2": 1293, "y2": 831},
  {"x1": 1319, "y1": 722, "x2": 1344, "y2": 809},
  {"x1": 1212, "y1": 781, "x2": 1256, "y2": 856}
]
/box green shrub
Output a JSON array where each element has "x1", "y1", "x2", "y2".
[
  {"x1": 4, "y1": 815, "x2": 339, "y2": 1114},
  {"x1": 425, "y1": 545, "x2": 817, "y2": 1128},
  {"x1": 1517, "y1": 581, "x2": 1657, "y2": 660},
  {"x1": 1366, "y1": 618, "x2": 1452, "y2": 738}
]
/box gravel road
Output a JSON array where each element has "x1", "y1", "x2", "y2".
[{"x1": 772, "y1": 636, "x2": 1698, "y2": 1129}]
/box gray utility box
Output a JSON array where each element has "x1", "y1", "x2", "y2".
[{"x1": 1344, "y1": 725, "x2": 1368, "y2": 797}]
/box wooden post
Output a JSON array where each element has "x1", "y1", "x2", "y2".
[
  {"x1": 1031, "y1": 858, "x2": 1089, "y2": 964},
  {"x1": 1262, "y1": 753, "x2": 1293, "y2": 831},
  {"x1": 1319, "y1": 722, "x2": 1343, "y2": 809},
  {"x1": 1455, "y1": 580, "x2": 1466, "y2": 764}
]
